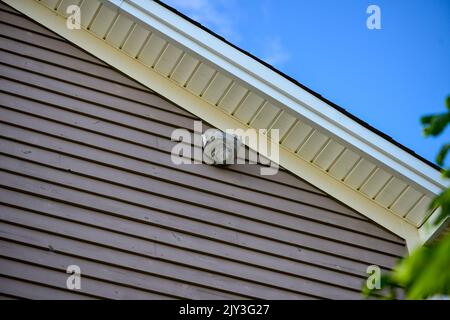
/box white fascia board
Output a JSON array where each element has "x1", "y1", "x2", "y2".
[
  {"x1": 419, "y1": 208, "x2": 448, "y2": 244},
  {"x1": 116, "y1": 0, "x2": 446, "y2": 196},
  {"x1": 5, "y1": 0, "x2": 422, "y2": 250}
]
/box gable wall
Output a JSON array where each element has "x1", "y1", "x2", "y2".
[{"x1": 0, "y1": 3, "x2": 405, "y2": 299}]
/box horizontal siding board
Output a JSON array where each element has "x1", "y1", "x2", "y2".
[
  {"x1": 0, "y1": 167, "x2": 401, "y2": 269},
  {"x1": 0, "y1": 8, "x2": 63, "y2": 40},
  {"x1": 0, "y1": 6, "x2": 406, "y2": 299},
  {"x1": 0, "y1": 150, "x2": 405, "y2": 257},
  {"x1": 0, "y1": 275, "x2": 93, "y2": 300},
  {"x1": 0, "y1": 221, "x2": 313, "y2": 300},
  {"x1": 0, "y1": 127, "x2": 401, "y2": 243},
  {"x1": 0, "y1": 95, "x2": 328, "y2": 206},
  {"x1": 0, "y1": 22, "x2": 104, "y2": 65},
  {"x1": 0, "y1": 293, "x2": 17, "y2": 300},
  {"x1": 0, "y1": 53, "x2": 195, "y2": 119},
  {"x1": 0, "y1": 122, "x2": 332, "y2": 214},
  {"x1": 0, "y1": 206, "x2": 360, "y2": 299},
  {"x1": 20, "y1": 127, "x2": 359, "y2": 222},
  {"x1": 0, "y1": 78, "x2": 197, "y2": 132},
  {"x1": 226, "y1": 164, "x2": 328, "y2": 194},
  {"x1": 0, "y1": 34, "x2": 148, "y2": 90},
  {"x1": 0, "y1": 79, "x2": 348, "y2": 205},
  {"x1": 0, "y1": 48, "x2": 148, "y2": 97},
  {"x1": 0, "y1": 106, "x2": 329, "y2": 197},
  {"x1": 0, "y1": 189, "x2": 370, "y2": 292},
  {"x1": 0, "y1": 62, "x2": 195, "y2": 119},
  {"x1": 0, "y1": 2, "x2": 19, "y2": 13},
  {"x1": 0, "y1": 97, "x2": 358, "y2": 221},
  {"x1": 0, "y1": 205, "x2": 363, "y2": 299},
  {"x1": 0, "y1": 240, "x2": 242, "y2": 300},
  {"x1": 0, "y1": 186, "x2": 378, "y2": 278},
  {"x1": 0, "y1": 256, "x2": 171, "y2": 300}
]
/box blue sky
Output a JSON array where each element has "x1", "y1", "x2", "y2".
[{"x1": 163, "y1": 0, "x2": 450, "y2": 165}]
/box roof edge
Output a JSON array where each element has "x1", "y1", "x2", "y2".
[
  {"x1": 153, "y1": 0, "x2": 441, "y2": 173},
  {"x1": 116, "y1": 0, "x2": 446, "y2": 195}
]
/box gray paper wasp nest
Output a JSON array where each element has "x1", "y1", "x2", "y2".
[{"x1": 202, "y1": 129, "x2": 241, "y2": 165}]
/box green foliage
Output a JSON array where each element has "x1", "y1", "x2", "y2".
[
  {"x1": 421, "y1": 96, "x2": 450, "y2": 138},
  {"x1": 435, "y1": 143, "x2": 450, "y2": 167},
  {"x1": 364, "y1": 96, "x2": 450, "y2": 300},
  {"x1": 421, "y1": 96, "x2": 450, "y2": 227},
  {"x1": 389, "y1": 233, "x2": 450, "y2": 299},
  {"x1": 430, "y1": 187, "x2": 450, "y2": 227}
]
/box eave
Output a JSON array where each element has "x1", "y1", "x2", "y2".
[{"x1": 6, "y1": 0, "x2": 448, "y2": 251}]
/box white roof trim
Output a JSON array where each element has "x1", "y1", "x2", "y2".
[
  {"x1": 5, "y1": 0, "x2": 446, "y2": 250},
  {"x1": 119, "y1": 0, "x2": 446, "y2": 195}
]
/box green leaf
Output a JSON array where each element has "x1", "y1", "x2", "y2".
[
  {"x1": 420, "y1": 115, "x2": 433, "y2": 125},
  {"x1": 436, "y1": 144, "x2": 450, "y2": 166},
  {"x1": 422, "y1": 113, "x2": 450, "y2": 137},
  {"x1": 429, "y1": 188, "x2": 450, "y2": 226},
  {"x1": 442, "y1": 169, "x2": 450, "y2": 179},
  {"x1": 379, "y1": 234, "x2": 450, "y2": 299}
]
